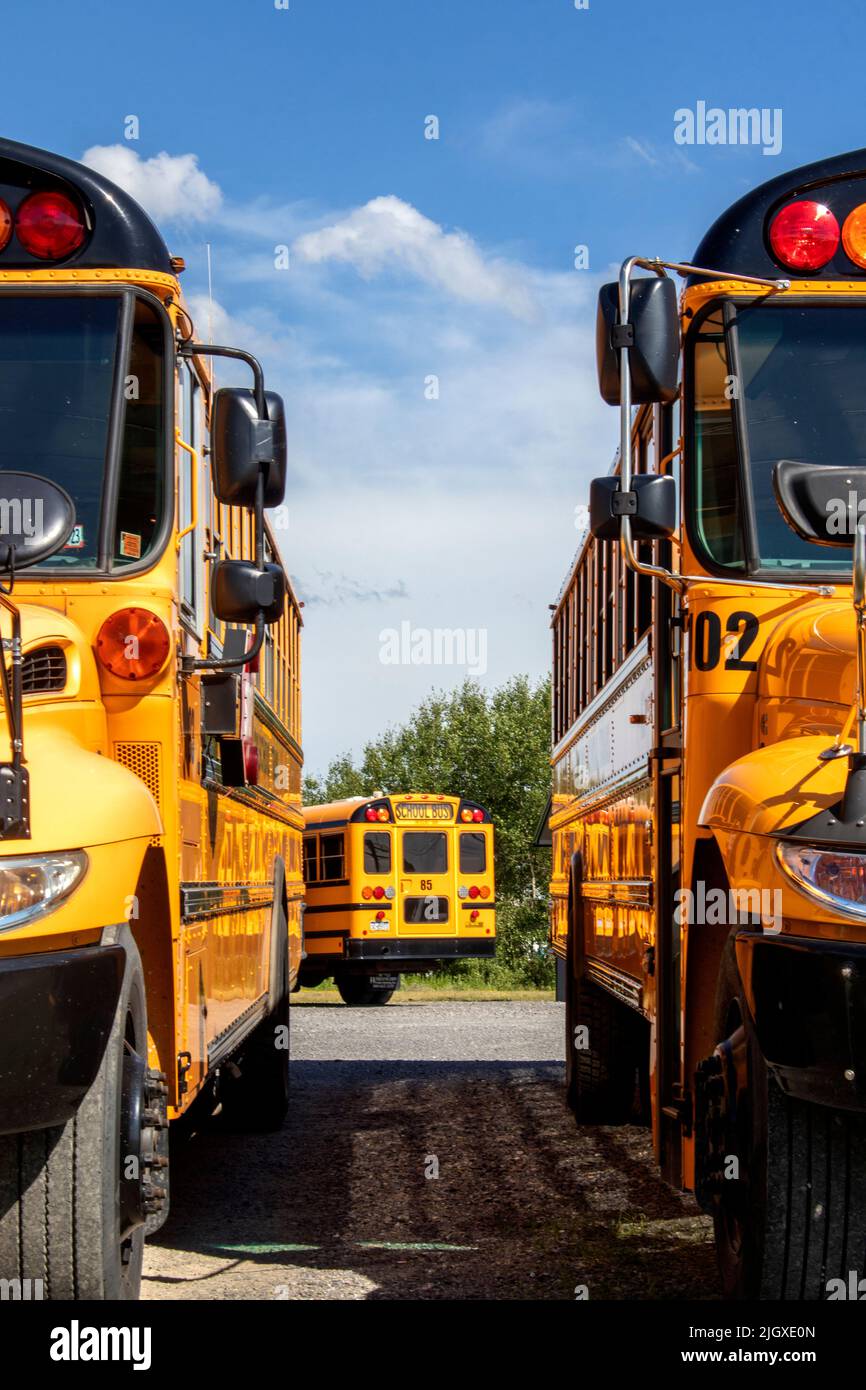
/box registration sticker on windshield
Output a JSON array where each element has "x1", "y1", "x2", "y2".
[
  {"x1": 119, "y1": 531, "x2": 141, "y2": 559},
  {"x1": 63, "y1": 524, "x2": 85, "y2": 550}
]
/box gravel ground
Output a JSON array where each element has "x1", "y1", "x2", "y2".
[{"x1": 142, "y1": 999, "x2": 717, "y2": 1300}]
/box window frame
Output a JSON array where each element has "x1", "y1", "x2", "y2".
[
  {"x1": 0, "y1": 282, "x2": 174, "y2": 579},
  {"x1": 685, "y1": 294, "x2": 857, "y2": 584}
]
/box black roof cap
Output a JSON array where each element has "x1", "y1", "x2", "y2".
[
  {"x1": 0, "y1": 136, "x2": 173, "y2": 274},
  {"x1": 690, "y1": 147, "x2": 866, "y2": 284}
]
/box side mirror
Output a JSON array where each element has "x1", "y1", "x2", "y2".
[
  {"x1": 210, "y1": 388, "x2": 287, "y2": 509},
  {"x1": 261, "y1": 563, "x2": 286, "y2": 625},
  {"x1": 211, "y1": 559, "x2": 279, "y2": 624},
  {"x1": 589, "y1": 473, "x2": 677, "y2": 542},
  {"x1": 0, "y1": 472, "x2": 75, "y2": 570},
  {"x1": 596, "y1": 277, "x2": 679, "y2": 406}
]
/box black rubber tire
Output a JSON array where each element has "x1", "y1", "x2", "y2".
[
  {"x1": 336, "y1": 974, "x2": 394, "y2": 1007},
  {"x1": 713, "y1": 938, "x2": 866, "y2": 1300},
  {"x1": 566, "y1": 973, "x2": 642, "y2": 1124},
  {"x1": 219, "y1": 904, "x2": 290, "y2": 1132},
  {"x1": 0, "y1": 932, "x2": 148, "y2": 1300}
]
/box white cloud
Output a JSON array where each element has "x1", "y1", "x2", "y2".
[
  {"x1": 293, "y1": 196, "x2": 537, "y2": 320},
  {"x1": 80, "y1": 145, "x2": 223, "y2": 223}
]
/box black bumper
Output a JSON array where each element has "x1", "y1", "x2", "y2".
[
  {"x1": 0, "y1": 943, "x2": 125, "y2": 1135},
  {"x1": 736, "y1": 931, "x2": 866, "y2": 1110},
  {"x1": 345, "y1": 936, "x2": 496, "y2": 965}
]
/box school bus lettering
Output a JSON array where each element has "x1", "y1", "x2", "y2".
[
  {"x1": 0, "y1": 138, "x2": 303, "y2": 1301},
  {"x1": 550, "y1": 144, "x2": 866, "y2": 1301}
]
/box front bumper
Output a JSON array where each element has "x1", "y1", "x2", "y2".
[
  {"x1": 735, "y1": 931, "x2": 866, "y2": 1110},
  {"x1": 0, "y1": 943, "x2": 124, "y2": 1134}
]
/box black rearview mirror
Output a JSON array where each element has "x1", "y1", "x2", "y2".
[
  {"x1": 0, "y1": 472, "x2": 75, "y2": 570},
  {"x1": 773, "y1": 461, "x2": 866, "y2": 547},
  {"x1": 596, "y1": 276, "x2": 679, "y2": 406},
  {"x1": 211, "y1": 559, "x2": 280, "y2": 625},
  {"x1": 210, "y1": 388, "x2": 287, "y2": 510},
  {"x1": 589, "y1": 473, "x2": 677, "y2": 542}
]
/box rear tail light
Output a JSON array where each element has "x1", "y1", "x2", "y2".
[
  {"x1": 16, "y1": 190, "x2": 86, "y2": 261},
  {"x1": 0, "y1": 200, "x2": 11, "y2": 253},
  {"x1": 95, "y1": 608, "x2": 170, "y2": 680},
  {"x1": 480, "y1": 886, "x2": 490, "y2": 899},
  {"x1": 769, "y1": 200, "x2": 839, "y2": 271},
  {"x1": 470, "y1": 909, "x2": 479, "y2": 922},
  {"x1": 365, "y1": 808, "x2": 378, "y2": 821},
  {"x1": 362, "y1": 886, "x2": 373, "y2": 901},
  {"x1": 375, "y1": 910, "x2": 385, "y2": 922},
  {"x1": 373, "y1": 886, "x2": 385, "y2": 901},
  {"x1": 842, "y1": 204, "x2": 866, "y2": 268},
  {"x1": 468, "y1": 885, "x2": 480, "y2": 900}
]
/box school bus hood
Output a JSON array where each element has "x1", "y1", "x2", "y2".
[
  {"x1": 0, "y1": 727, "x2": 162, "y2": 852},
  {"x1": 759, "y1": 601, "x2": 856, "y2": 709},
  {"x1": 699, "y1": 736, "x2": 850, "y2": 838}
]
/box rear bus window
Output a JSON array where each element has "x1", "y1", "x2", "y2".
[
  {"x1": 303, "y1": 837, "x2": 318, "y2": 884},
  {"x1": 320, "y1": 833, "x2": 345, "y2": 881},
  {"x1": 402, "y1": 832, "x2": 447, "y2": 874},
  {"x1": 364, "y1": 832, "x2": 391, "y2": 874},
  {"x1": 459, "y1": 832, "x2": 486, "y2": 874}
]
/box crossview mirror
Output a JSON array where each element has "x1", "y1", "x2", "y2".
[
  {"x1": 211, "y1": 559, "x2": 282, "y2": 625},
  {"x1": 773, "y1": 461, "x2": 866, "y2": 548},
  {"x1": 0, "y1": 472, "x2": 75, "y2": 570},
  {"x1": 210, "y1": 387, "x2": 287, "y2": 510},
  {"x1": 596, "y1": 276, "x2": 679, "y2": 406},
  {"x1": 589, "y1": 473, "x2": 677, "y2": 542}
]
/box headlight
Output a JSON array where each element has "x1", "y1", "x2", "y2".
[
  {"x1": 0, "y1": 852, "x2": 88, "y2": 931},
  {"x1": 776, "y1": 842, "x2": 866, "y2": 921}
]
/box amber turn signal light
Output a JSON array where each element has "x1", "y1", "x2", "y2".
[{"x1": 96, "y1": 608, "x2": 170, "y2": 680}]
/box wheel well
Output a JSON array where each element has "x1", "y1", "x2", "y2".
[
  {"x1": 128, "y1": 844, "x2": 175, "y2": 1101},
  {"x1": 684, "y1": 835, "x2": 734, "y2": 1083}
]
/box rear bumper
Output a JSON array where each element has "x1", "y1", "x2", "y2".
[
  {"x1": 0, "y1": 943, "x2": 125, "y2": 1135},
  {"x1": 735, "y1": 930, "x2": 866, "y2": 1110},
  {"x1": 346, "y1": 936, "x2": 495, "y2": 964}
]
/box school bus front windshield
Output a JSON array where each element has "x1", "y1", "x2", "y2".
[
  {"x1": 691, "y1": 299, "x2": 863, "y2": 576},
  {"x1": 0, "y1": 291, "x2": 167, "y2": 570}
]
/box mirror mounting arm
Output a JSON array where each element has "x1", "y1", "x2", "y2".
[{"x1": 178, "y1": 340, "x2": 271, "y2": 674}]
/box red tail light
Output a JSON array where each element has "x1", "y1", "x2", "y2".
[
  {"x1": 365, "y1": 808, "x2": 378, "y2": 821},
  {"x1": 468, "y1": 885, "x2": 480, "y2": 899},
  {"x1": 375, "y1": 910, "x2": 385, "y2": 922},
  {"x1": 16, "y1": 190, "x2": 86, "y2": 261},
  {"x1": 373, "y1": 886, "x2": 385, "y2": 901},
  {"x1": 769, "y1": 200, "x2": 839, "y2": 272},
  {"x1": 472, "y1": 809, "x2": 484, "y2": 822}
]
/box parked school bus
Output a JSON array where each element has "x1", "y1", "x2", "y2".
[
  {"x1": 0, "y1": 138, "x2": 304, "y2": 1299},
  {"x1": 301, "y1": 794, "x2": 495, "y2": 1004},
  {"x1": 550, "y1": 148, "x2": 866, "y2": 1299}
]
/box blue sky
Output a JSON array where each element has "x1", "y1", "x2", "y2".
[{"x1": 3, "y1": 0, "x2": 866, "y2": 771}]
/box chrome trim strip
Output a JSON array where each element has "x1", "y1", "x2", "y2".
[
  {"x1": 585, "y1": 957, "x2": 643, "y2": 1012},
  {"x1": 181, "y1": 881, "x2": 274, "y2": 921}
]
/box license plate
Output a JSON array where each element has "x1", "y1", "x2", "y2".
[{"x1": 372, "y1": 974, "x2": 399, "y2": 990}]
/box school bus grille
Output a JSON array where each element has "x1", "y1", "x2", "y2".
[
  {"x1": 114, "y1": 741, "x2": 162, "y2": 813},
  {"x1": 21, "y1": 645, "x2": 66, "y2": 694}
]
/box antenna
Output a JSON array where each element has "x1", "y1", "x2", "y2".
[{"x1": 205, "y1": 242, "x2": 215, "y2": 384}]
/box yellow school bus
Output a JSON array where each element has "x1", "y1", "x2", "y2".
[
  {"x1": 550, "y1": 147, "x2": 866, "y2": 1299},
  {"x1": 301, "y1": 794, "x2": 495, "y2": 1004},
  {"x1": 0, "y1": 138, "x2": 303, "y2": 1300}
]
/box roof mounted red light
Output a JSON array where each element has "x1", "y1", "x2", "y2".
[
  {"x1": 16, "y1": 190, "x2": 86, "y2": 261},
  {"x1": 769, "y1": 200, "x2": 839, "y2": 272}
]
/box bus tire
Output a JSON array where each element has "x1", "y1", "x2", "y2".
[
  {"x1": 567, "y1": 974, "x2": 641, "y2": 1124},
  {"x1": 0, "y1": 931, "x2": 162, "y2": 1300},
  {"x1": 219, "y1": 904, "x2": 290, "y2": 1132},
  {"x1": 706, "y1": 938, "x2": 866, "y2": 1299},
  {"x1": 335, "y1": 973, "x2": 394, "y2": 1007}
]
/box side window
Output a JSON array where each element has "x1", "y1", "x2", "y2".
[
  {"x1": 693, "y1": 307, "x2": 744, "y2": 569},
  {"x1": 459, "y1": 832, "x2": 486, "y2": 874},
  {"x1": 320, "y1": 833, "x2": 345, "y2": 881},
  {"x1": 114, "y1": 298, "x2": 166, "y2": 569},
  {"x1": 364, "y1": 833, "x2": 391, "y2": 874},
  {"x1": 303, "y1": 837, "x2": 318, "y2": 884},
  {"x1": 178, "y1": 361, "x2": 205, "y2": 631}
]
